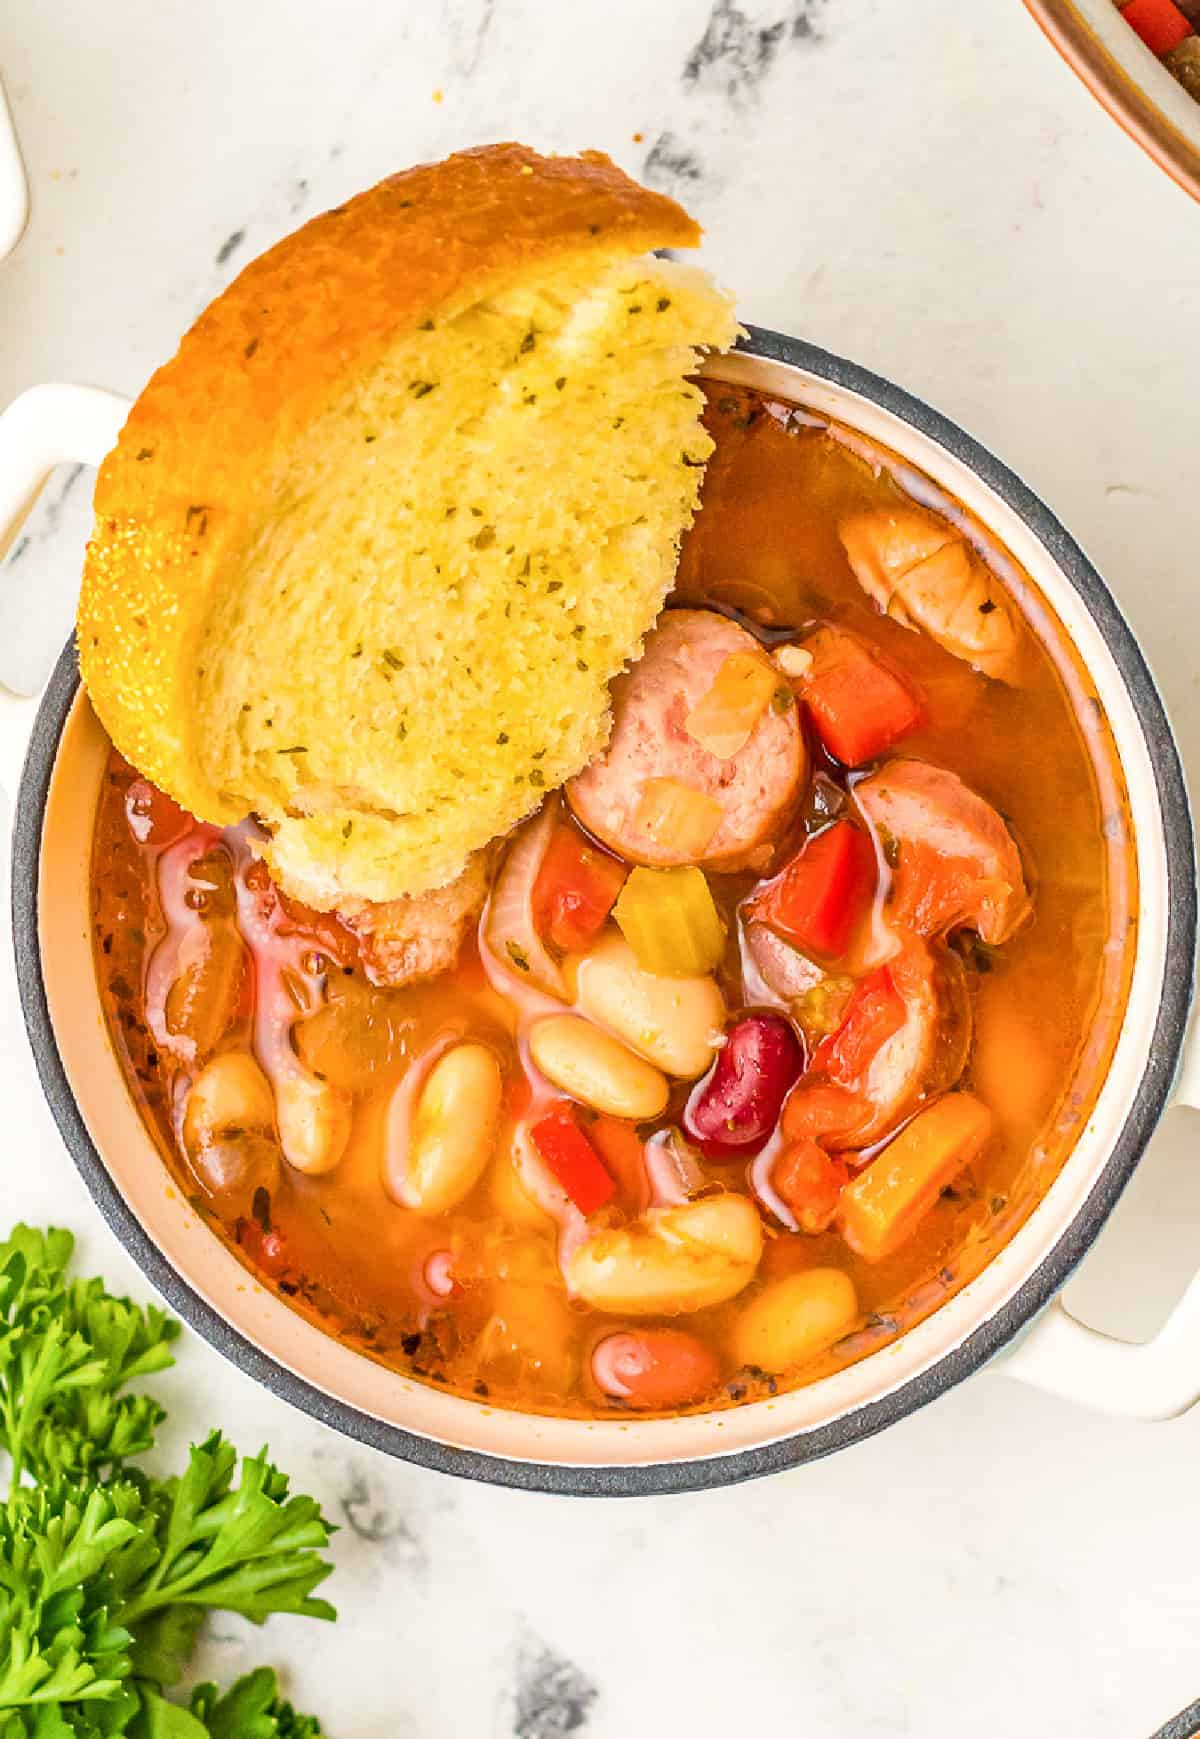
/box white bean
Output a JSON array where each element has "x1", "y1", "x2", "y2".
[
  {"x1": 183, "y1": 1051, "x2": 275, "y2": 1147},
  {"x1": 729, "y1": 1270, "x2": 858, "y2": 1374},
  {"x1": 274, "y1": 1072, "x2": 353, "y2": 1177},
  {"x1": 182, "y1": 1052, "x2": 281, "y2": 1216},
  {"x1": 567, "y1": 930, "x2": 725, "y2": 1079},
  {"x1": 529, "y1": 1014, "x2": 669, "y2": 1120},
  {"x1": 401, "y1": 1043, "x2": 503, "y2": 1215},
  {"x1": 566, "y1": 1193, "x2": 763, "y2": 1315}
]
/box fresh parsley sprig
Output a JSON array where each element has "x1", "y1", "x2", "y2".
[
  {"x1": 0, "y1": 1227, "x2": 179, "y2": 1492},
  {"x1": 0, "y1": 1228, "x2": 331, "y2": 1736}
]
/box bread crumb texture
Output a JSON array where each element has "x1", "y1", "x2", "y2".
[{"x1": 78, "y1": 144, "x2": 737, "y2": 905}]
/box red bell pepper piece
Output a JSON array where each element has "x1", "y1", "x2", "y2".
[
  {"x1": 814, "y1": 966, "x2": 906, "y2": 1083},
  {"x1": 797, "y1": 627, "x2": 922, "y2": 767},
  {"x1": 772, "y1": 1138, "x2": 851, "y2": 1234},
  {"x1": 533, "y1": 824, "x2": 628, "y2": 954},
  {"x1": 1121, "y1": 0, "x2": 1192, "y2": 55},
  {"x1": 754, "y1": 820, "x2": 876, "y2": 959},
  {"x1": 531, "y1": 1107, "x2": 616, "y2": 1215}
]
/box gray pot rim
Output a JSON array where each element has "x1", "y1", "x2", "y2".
[
  {"x1": 1153, "y1": 1701, "x2": 1200, "y2": 1739},
  {"x1": 11, "y1": 324, "x2": 1197, "y2": 1496}
]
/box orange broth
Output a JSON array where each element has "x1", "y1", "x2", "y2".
[{"x1": 90, "y1": 386, "x2": 1136, "y2": 1417}]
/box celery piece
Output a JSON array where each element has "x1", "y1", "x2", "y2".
[{"x1": 613, "y1": 866, "x2": 725, "y2": 977}]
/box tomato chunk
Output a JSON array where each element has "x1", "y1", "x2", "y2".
[
  {"x1": 533, "y1": 824, "x2": 627, "y2": 954},
  {"x1": 772, "y1": 1139, "x2": 850, "y2": 1233},
  {"x1": 1121, "y1": 0, "x2": 1192, "y2": 55},
  {"x1": 796, "y1": 627, "x2": 922, "y2": 767},
  {"x1": 781, "y1": 1080, "x2": 873, "y2": 1145},
  {"x1": 813, "y1": 966, "x2": 906, "y2": 1083},
  {"x1": 531, "y1": 1106, "x2": 616, "y2": 1215},
  {"x1": 753, "y1": 821, "x2": 875, "y2": 959}
]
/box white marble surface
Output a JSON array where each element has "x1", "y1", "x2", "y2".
[{"x1": 1, "y1": 2, "x2": 1199, "y2": 1734}]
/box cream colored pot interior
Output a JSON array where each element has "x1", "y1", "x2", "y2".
[{"x1": 37, "y1": 352, "x2": 1172, "y2": 1471}]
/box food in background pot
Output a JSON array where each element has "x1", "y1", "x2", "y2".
[{"x1": 1110, "y1": 0, "x2": 1200, "y2": 103}]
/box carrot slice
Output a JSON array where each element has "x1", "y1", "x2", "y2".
[
  {"x1": 839, "y1": 1092, "x2": 993, "y2": 1262},
  {"x1": 589, "y1": 1116, "x2": 651, "y2": 1214}
]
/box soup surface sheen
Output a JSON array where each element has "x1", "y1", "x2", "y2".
[{"x1": 91, "y1": 386, "x2": 1136, "y2": 1419}]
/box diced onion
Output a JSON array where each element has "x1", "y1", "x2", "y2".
[
  {"x1": 684, "y1": 651, "x2": 779, "y2": 759},
  {"x1": 644, "y1": 1128, "x2": 707, "y2": 1206},
  {"x1": 483, "y1": 806, "x2": 567, "y2": 999},
  {"x1": 633, "y1": 778, "x2": 724, "y2": 859},
  {"x1": 774, "y1": 644, "x2": 813, "y2": 679}
]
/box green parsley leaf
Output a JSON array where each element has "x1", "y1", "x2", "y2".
[
  {"x1": 110, "y1": 1435, "x2": 334, "y2": 1633},
  {"x1": 0, "y1": 1228, "x2": 179, "y2": 1492},
  {"x1": 188, "y1": 1669, "x2": 323, "y2": 1739},
  {"x1": 0, "y1": 1233, "x2": 332, "y2": 1739}
]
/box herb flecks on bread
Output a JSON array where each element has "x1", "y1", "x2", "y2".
[{"x1": 78, "y1": 144, "x2": 737, "y2": 906}]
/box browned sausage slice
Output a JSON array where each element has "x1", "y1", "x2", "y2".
[
  {"x1": 855, "y1": 758, "x2": 1030, "y2": 945},
  {"x1": 850, "y1": 940, "x2": 971, "y2": 1145},
  {"x1": 339, "y1": 850, "x2": 492, "y2": 988},
  {"x1": 840, "y1": 507, "x2": 1022, "y2": 683},
  {"x1": 567, "y1": 610, "x2": 806, "y2": 871},
  {"x1": 785, "y1": 938, "x2": 971, "y2": 1151}
]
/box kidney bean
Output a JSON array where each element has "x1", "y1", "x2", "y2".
[
  {"x1": 591, "y1": 1329, "x2": 722, "y2": 1410},
  {"x1": 683, "y1": 1011, "x2": 805, "y2": 1160}
]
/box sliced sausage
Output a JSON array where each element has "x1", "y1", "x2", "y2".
[
  {"x1": 855, "y1": 758, "x2": 1030, "y2": 946},
  {"x1": 742, "y1": 921, "x2": 825, "y2": 1006},
  {"x1": 784, "y1": 938, "x2": 971, "y2": 1151},
  {"x1": 851, "y1": 940, "x2": 970, "y2": 1145},
  {"x1": 567, "y1": 610, "x2": 806, "y2": 872},
  {"x1": 339, "y1": 849, "x2": 492, "y2": 988},
  {"x1": 839, "y1": 507, "x2": 1021, "y2": 683}
]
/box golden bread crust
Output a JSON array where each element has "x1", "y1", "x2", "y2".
[{"x1": 77, "y1": 144, "x2": 702, "y2": 820}]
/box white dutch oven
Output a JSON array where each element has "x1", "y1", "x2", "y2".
[{"x1": 2, "y1": 331, "x2": 1197, "y2": 1495}]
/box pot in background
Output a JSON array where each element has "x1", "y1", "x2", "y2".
[
  {"x1": 1, "y1": 330, "x2": 1197, "y2": 1496},
  {"x1": 1024, "y1": 0, "x2": 1200, "y2": 204}
]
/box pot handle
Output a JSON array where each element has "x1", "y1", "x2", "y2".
[
  {"x1": 0, "y1": 76, "x2": 29, "y2": 262},
  {"x1": 0, "y1": 383, "x2": 130, "y2": 796},
  {"x1": 1000, "y1": 1008, "x2": 1200, "y2": 1418}
]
